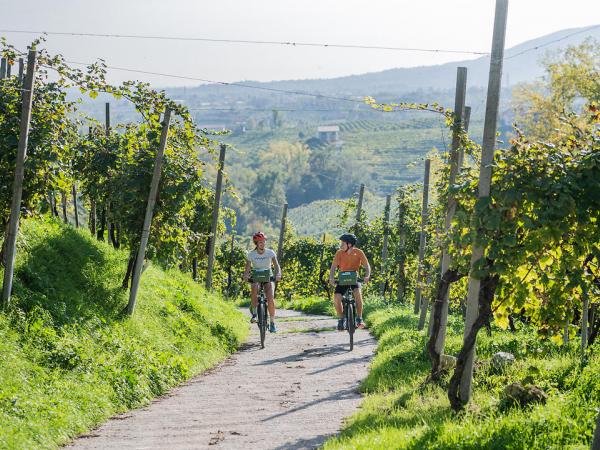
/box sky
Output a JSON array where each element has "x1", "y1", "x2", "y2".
[{"x1": 1, "y1": 0, "x2": 600, "y2": 87}]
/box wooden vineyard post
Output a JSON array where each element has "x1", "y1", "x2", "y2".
[
  {"x1": 396, "y1": 202, "x2": 407, "y2": 303},
  {"x1": 582, "y1": 285, "x2": 590, "y2": 352},
  {"x1": 61, "y1": 192, "x2": 68, "y2": 223},
  {"x1": 414, "y1": 159, "x2": 431, "y2": 314},
  {"x1": 277, "y1": 203, "x2": 288, "y2": 264},
  {"x1": 356, "y1": 183, "x2": 365, "y2": 223},
  {"x1": 2, "y1": 49, "x2": 37, "y2": 308},
  {"x1": 430, "y1": 66, "x2": 467, "y2": 357},
  {"x1": 105, "y1": 103, "x2": 113, "y2": 243},
  {"x1": 126, "y1": 109, "x2": 172, "y2": 316},
  {"x1": 457, "y1": 106, "x2": 472, "y2": 169},
  {"x1": 72, "y1": 185, "x2": 79, "y2": 228},
  {"x1": 227, "y1": 233, "x2": 235, "y2": 297},
  {"x1": 451, "y1": 0, "x2": 509, "y2": 409},
  {"x1": 205, "y1": 144, "x2": 227, "y2": 290},
  {"x1": 381, "y1": 194, "x2": 391, "y2": 296},
  {"x1": 18, "y1": 58, "x2": 24, "y2": 84}
]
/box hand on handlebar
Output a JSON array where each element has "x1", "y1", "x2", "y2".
[{"x1": 363, "y1": 276, "x2": 370, "y2": 284}]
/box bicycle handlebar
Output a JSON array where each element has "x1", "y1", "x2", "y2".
[{"x1": 333, "y1": 278, "x2": 365, "y2": 285}]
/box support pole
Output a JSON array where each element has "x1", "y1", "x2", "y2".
[
  {"x1": 457, "y1": 105, "x2": 472, "y2": 169},
  {"x1": 582, "y1": 284, "x2": 590, "y2": 352},
  {"x1": 277, "y1": 203, "x2": 288, "y2": 263},
  {"x1": 72, "y1": 185, "x2": 79, "y2": 228},
  {"x1": 205, "y1": 144, "x2": 227, "y2": 290},
  {"x1": 105, "y1": 103, "x2": 112, "y2": 242},
  {"x1": 227, "y1": 233, "x2": 235, "y2": 296},
  {"x1": 396, "y1": 202, "x2": 406, "y2": 303},
  {"x1": 459, "y1": 0, "x2": 509, "y2": 405},
  {"x1": 414, "y1": 159, "x2": 431, "y2": 314},
  {"x1": 126, "y1": 109, "x2": 172, "y2": 316},
  {"x1": 432, "y1": 66, "x2": 467, "y2": 354},
  {"x1": 355, "y1": 183, "x2": 365, "y2": 223},
  {"x1": 0, "y1": 58, "x2": 6, "y2": 79},
  {"x1": 17, "y1": 58, "x2": 24, "y2": 84},
  {"x1": 2, "y1": 49, "x2": 37, "y2": 308},
  {"x1": 381, "y1": 194, "x2": 391, "y2": 295}
]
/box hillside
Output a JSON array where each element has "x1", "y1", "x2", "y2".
[
  {"x1": 0, "y1": 218, "x2": 247, "y2": 449},
  {"x1": 288, "y1": 192, "x2": 387, "y2": 237}
]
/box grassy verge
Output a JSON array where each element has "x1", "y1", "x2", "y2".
[
  {"x1": 323, "y1": 303, "x2": 599, "y2": 449},
  {"x1": 237, "y1": 294, "x2": 335, "y2": 317},
  {"x1": 0, "y1": 218, "x2": 248, "y2": 449}
]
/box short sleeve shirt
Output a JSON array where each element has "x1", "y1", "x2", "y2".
[
  {"x1": 333, "y1": 248, "x2": 369, "y2": 272},
  {"x1": 247, "y1": 248, "x2": 277, "y2": 269}
]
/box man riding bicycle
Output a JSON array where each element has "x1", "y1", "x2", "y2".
[
  {"x1": 329, "y1": 233, "x2": 371, "y2": 331},
  {"x1": 243, "y1": 232, "x2": 282, "y2": 333}
]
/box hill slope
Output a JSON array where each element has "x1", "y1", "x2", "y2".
[{"x1": 0, "y1": 218, "x2": 247, "y2": 449}]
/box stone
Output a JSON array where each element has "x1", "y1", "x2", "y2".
[
  {"x1": 502, "y1": 382, "x2": 548, "y2": 408},
  {"x1": 439, "y1": 354, "x2": 457, "y2": 371},
  {"x1": 492, "y1": 351, "x2": 515, "y2": 369}
]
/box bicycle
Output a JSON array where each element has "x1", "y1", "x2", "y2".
[
  {"x1": 251, "y1": 269, "x2": 273, "y2": 349},
  {"x1": 336, "y1": 276, "x2": 363, "y2": 351}
]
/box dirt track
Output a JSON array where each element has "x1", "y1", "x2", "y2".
[{"x1": 68, "y1": 309, "x2": 376, "y2": 449}]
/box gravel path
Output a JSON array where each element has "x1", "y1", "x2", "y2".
[{"x1": 68, "y1": 309, "x2": 376, "y2": 450}]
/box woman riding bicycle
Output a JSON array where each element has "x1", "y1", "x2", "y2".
[
  {"x1": 329, "y1": 233, "x2": 371, "y2": 331},
  {"x1": 243, "y1": 231, "x2": 282, "y2": 333}
]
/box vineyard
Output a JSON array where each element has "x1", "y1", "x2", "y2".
[{"x1": 1, "y1": 6, "x2": 600, "y2": 448}]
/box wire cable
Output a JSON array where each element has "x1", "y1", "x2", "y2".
[
  {"x1": 504, "y1": 24, "x2": 600, "y2": 60},
  {"x1": 0, "y1": 29, "x2": 489, "y2": 55},
  {"x1": 60, "y1": 60, "x2": 365, "y2": 104}
]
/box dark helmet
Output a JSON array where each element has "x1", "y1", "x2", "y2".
[{"x1": 339, "y1": 233, "x2": 357, "y2": 246}]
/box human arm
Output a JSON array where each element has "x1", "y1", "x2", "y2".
[
  {"x1": 243, "y1": 259, "x2": 251, "y2": 281},
  {"x1": 360, "y1": 251, "x2": 371, "y2": 283},
  {"x1": 329, "y1": 254, "x2": 338, "y2": 285},
  {"x1": 272, "y1": 253, "x2": 282, "y2": 281}
]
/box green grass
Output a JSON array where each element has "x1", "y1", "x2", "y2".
[
  {"x1": 237, "y1": 293, "x2": 335, "y2": 317},
  {"x1": 323, "y1": 303, "x2": 599, "y2": 449},
  {"x1": 278, "y1": 295, "x2": 336, "y2": 316},
  {"x1": 0, "y1": 218, "x2": 248, "y2": 449}
]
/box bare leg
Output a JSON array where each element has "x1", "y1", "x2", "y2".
[
  {"x1": 251, "y1": 283, "x2": 259, "y2": 309},
  {"x1": 265, "y1": 282, "x2": 276, "y2": 321},
  {"x1": 353, "y1": 287, "x2": 363, "y2": 318},
  {"x1": 334, "y1": 293, "x2": 343, "y2": 317}
]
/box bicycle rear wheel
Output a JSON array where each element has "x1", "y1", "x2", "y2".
[
  {"x1": 347, "y1": 302, "x2": 355, "y2": 351},
  {"x1": 258, "y1": 301, "x2": 267, "y2": 348}
]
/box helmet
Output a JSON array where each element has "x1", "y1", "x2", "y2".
[
  {"x1": 339, "y1": 233, "x2": 357, "y2": 246},
  {"x1": 252, "y1": 231, "x2": 267, "y2": 243}
]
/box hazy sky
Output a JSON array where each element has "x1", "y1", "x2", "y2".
[{"x1": 2, "y1": 0, "x2": 599, "y2": 87}]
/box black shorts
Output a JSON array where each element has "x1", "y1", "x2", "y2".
[
  {"x1": 335, "y1": 284, "x2": 360, "y2": 295},
  {"x1": 250, "y1": 276, "x2": 276, "y2": 284}
]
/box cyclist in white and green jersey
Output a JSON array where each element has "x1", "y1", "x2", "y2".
[{"x1": 243, "y1": 232, "x2": 282, "y2": 332}]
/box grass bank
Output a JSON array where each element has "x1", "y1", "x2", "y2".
[
  {"x1": 237, "y1": 294, "x2": 336, "y2": 317},
  {"x1": 0, "y1": 218, "x2": 248, "y2": 449},
  {"x1": 324, "y1": 304, "x2": 599, "y2": 449}
]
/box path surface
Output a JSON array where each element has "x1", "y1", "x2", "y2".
[{"x1": 69, "y1": 309, "x2": 376, "y2": 450}]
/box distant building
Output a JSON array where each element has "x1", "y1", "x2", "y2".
[{"x1": 317, "y1": 125, "x2": 340, "y2": 143}]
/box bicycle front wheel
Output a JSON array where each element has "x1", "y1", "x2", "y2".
[
  {"x1": 347, "y1": 303, "x2": 355, "y2": 351},
  {"x1": 258, "y1": 302, "x2": 267, "y2": 348}
]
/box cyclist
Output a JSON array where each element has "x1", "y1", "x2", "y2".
[
  {"x1": 329, "y1": 233, "x2": 371, "y2": 331},
  {"x1": 243, "y1": 231, "x2": 282, "y2": 333}
]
